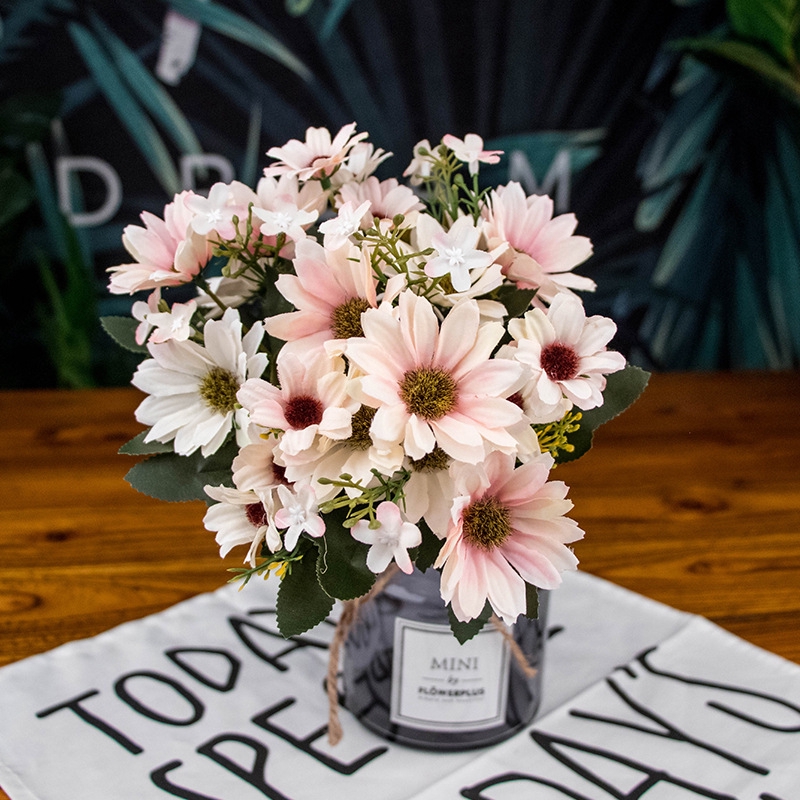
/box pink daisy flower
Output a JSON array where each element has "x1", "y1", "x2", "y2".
[
  {"x1": 345, "y1": 292, "x2": 524, "y2": 465},
  {"x1": 483, "y1": 182, "x2": 595, "y2": 302},
  {"x1": 265, "y1": 238, "x2": 378, "y2": 353},
  {"x1": 237, "y1": 349, "x2": 356, "y2": 463},
  {"x1": 263, "y1": 123, "x2": 368, "y2": 181},
  {"x1": 337, "y1": 176, "x2": 424, "y2": 229},
  {"x1": 508, "y1": 292, "x2": 626, "y2": 413},
  {"x1": 108, "y1": 191, "x2": 211, "y2": 294},
  {"x1": 435, "y1": 451, "x2": 584, "y2": 624}
]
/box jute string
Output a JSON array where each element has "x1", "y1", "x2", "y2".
[
  {"x1": 325, "y1": 566, "x2": 538, "y2": 745},
  {"x1": 326, "y1": 564, "x2": 400, "y2": 745}
]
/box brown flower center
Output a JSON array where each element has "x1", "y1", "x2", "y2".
[
  {"x1": 345, "y1": 405, "x2": 376, "y2": 450},
  {"x1": 331, "y1": 297, "x2": 371, "y2": 339},
  {"x1": 462, "y1": 496, "x2": 511, "y2": 551},
  {"x1": 284, "y1": 395, "x2": 323, "y2": 429},
  {"x1": 409, "y1": 446, "x2": 451, "y2": 473},
  {"x1": 399, "y1": 367, "x2": 458, "y2": 420},
  {"x1": 540, "y1": 342, "x2": 580, "y2": 382},
  {"x1": 245, "y1": 502, "x2": 268, "y2": 528},
  {"x1": 199, "y1": 367, "x2": 240, "y2": 413}
]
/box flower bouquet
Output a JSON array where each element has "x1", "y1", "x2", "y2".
[{"x1": 103, "y1": 124, "x2": 647, "y2": 740}]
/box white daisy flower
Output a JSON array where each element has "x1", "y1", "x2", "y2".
[{"x1": 132, "y1": 308, "x2": 267, "y2": 456}]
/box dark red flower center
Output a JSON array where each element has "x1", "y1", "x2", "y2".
[
  {"x1": 245, "y1": 502, "x2": 268, "y2": 528},
  {"x1": 284, "y1": 395, "x2": 323, "y2": 429},
  {"x1": 540, "y1": 342, "x2": 580, "y2": 382},
  {"x1": 507, "y1": 392, "x2": 525, "y2": 410}
]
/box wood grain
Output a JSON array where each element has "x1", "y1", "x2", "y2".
[{"x1": 1, "y1": 373, "x2": 799, "y2": 798}]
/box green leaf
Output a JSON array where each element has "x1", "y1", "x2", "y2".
[
  {"x1": 277, "y1": 546, "x2": 335, "y2": 638},
  {"x1": 67, "y1": 22, "x2": 181, "y2": 195},
  {"x1": 239, "y1": 101, "x2": 263, "y2": 189},
  {"x1": 560, "y1": 365, "x2": 650, "y2": 463},
  {"x1": 320, "y1": 0, "x2": 357, "y2": 39},
  {"x1": 727, "y1": 0, "x2": 800, "y2": 66},
  {"x1": 525, "y1": 584, "x2": 540, "y2": 620},
  {"x1": 100, "y1": 316, "x2": 148, "y2": 354},
  {"x1": 284, "y1": 0, "x2": 316, "y2": 15},
  {"x1": 124, "y1": 437, "x2": 238, "y2": 502},
  {"x1": 495, "y1": 284, "x2": 536, "y2": 318},
  {"x1": 448, "y1": 601, "x2": 492, "y2": 645},
  {"x1": 0, "y1": 92, "x2": 60, "y2": 146},
  {"x1": 24, "y1": 141, "x2": 68, "y2": 262},
  {"x1": 163, "y1": 0, "x2": 312, "y2": 82},
  {"x1": 679, "y1": 37, "x2": 800, "y2": 108},
  {"x1": 651, "y1": 139, "x2": 726, "y2": 288},
  {"x1": 35, "y1": 250, "x2": 95, "y2": 388},
  {"x1": 88, "y1": 13, "x2": 203, "y2": 157},
  {"x1": 316, "y1": 508, "x2": 375, "y2": 600},
  {"x1": 0, "y1": 162, "x2": 33, "y2": 228},
  {"x1": 412, "y1": 521, "x2": 444, "y2": 572},
  {"x1": 118, "y1": 431, "x2": 173, "y2": 456},
  {"x1": 636, "y1": 81, "x2": 724, "y2": 194},
  {"x1": 635, "y1": 179, "x2": 685, "y2": 232}
]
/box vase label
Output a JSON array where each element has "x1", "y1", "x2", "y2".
[{"x1": 390, "y1": 617, "x2": 510, "y2": 731}]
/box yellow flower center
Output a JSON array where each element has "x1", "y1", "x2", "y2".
[
  {"x1": 462, "y1": 496, "x2": 511, "y2": 551},
  {"x1": 399, "y1": 367, "x2": 458, "y2": 420},
  {"x1": 199, "y1": 367, "x2": 240, "y2": 413},
  {"x1": 331, "y1": 297, "x2": 371, "y2": 339}
]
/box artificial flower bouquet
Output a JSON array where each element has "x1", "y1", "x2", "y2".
[{"x1": 103, "y1": 124, "x2": 648, "y2": 642}]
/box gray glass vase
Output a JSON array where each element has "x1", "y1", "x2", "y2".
[{"x1": 341, "y1": 566, "x2": 548, "y2": 750}]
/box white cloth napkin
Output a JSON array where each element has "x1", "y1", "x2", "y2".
[{"x1": 0, "y1": 571, "x2": 797, "y2": 799}]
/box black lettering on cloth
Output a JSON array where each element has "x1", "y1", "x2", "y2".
[
  {"x1": 569, "y1": 675, "x2": 769, "y2": 775},
  {"x1": 166, "y1": 648, "x2": 241, "y2": 692},
  {"x1": 460, "y1": 771, "x2": 593, "y2": 799},
  {"x1": 197, "y1": 733, "x2": 291, "y2": 800},
  {"x1": 229, "y1": 612, "x2": 329, "y2": 672},
  {"x1": 115, "y1": 671, "x2": 204, "y2": 726},
  {"x1": 36, "y1": 689, "x2": 143, "y2": 754},
  {"x1": 151, "y1": 760, "x2": 221, "y2": 800},
  {"x1": 252, "y1": 699, "x2": 388, "y2": 774},
  {"x1": 530, "y1": 730, "x2": 739, "y2": 799},
  {"x1": 638, "y1": 647, "x2": 800, "y2": 732}
]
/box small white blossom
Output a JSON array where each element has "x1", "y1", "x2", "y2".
[
  {"x1": 351, "y1": 502, "x2": 421, "y2": 574},
  {"x1": 442, "y1": 133, "x2": 502, "y2": 175},
  {"x1": 319, "y1": 200, "x2": 372, "y2": 250},
  {"x1": 144, "y1": 299, "x2": 197, "y2": 344},
  {"x1": 424, "y1": 216, "x2": 495, "y2": 292},
  {"x1": 275, "y1": 483, "x2": 325, "y2": 550}
]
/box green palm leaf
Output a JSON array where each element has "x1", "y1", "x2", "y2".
[
  {"x1": 88, "y1": 12, "x2": 203, "y2": 158},
  {"x1": 161, "y1": 0, "x2": 312, "y2": 82},
  {"x1": 0, "y1": 0, "x2": 74, "y2": 65},
  {"x1": 727, "y1": 0, "x2": 800, "y2": 65},
  {"x1": 67, "y1": 22, "x2": 181, "y2": 195}
]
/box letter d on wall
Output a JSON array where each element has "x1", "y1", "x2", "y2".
[{"x1": 56, "y1": 156, "x2": 122, "y2": 227}]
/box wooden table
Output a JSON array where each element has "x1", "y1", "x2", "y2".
[{"x1": 1, "y1": 371, "x2": 799, "y2": 798}]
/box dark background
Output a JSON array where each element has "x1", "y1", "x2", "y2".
[{"x1": 2, "y1": 0, "x2": 798, "y2": 388}]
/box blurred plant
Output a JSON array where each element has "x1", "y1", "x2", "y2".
[
  {"x1": 0, "y1": 91, "x2": 98, "y2": 388},
  {"x1": 634, "y1": 0, "x2": 800, "y2": 369},
  {"x1": 1, "y1": 0, "x2": 680, "y2": 383}
]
